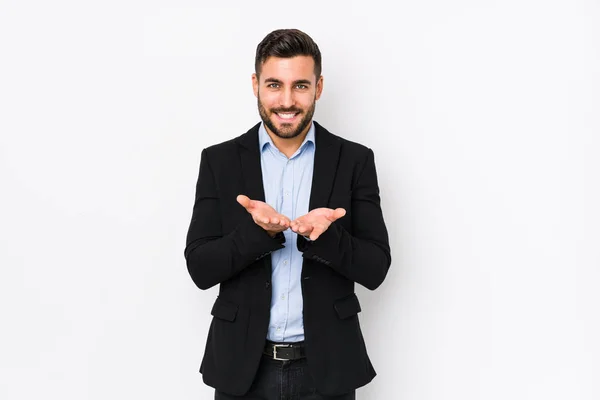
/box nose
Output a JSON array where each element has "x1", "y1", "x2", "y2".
[{"x1": 279, "y1": 87, "x2": 294, "y2": 109}]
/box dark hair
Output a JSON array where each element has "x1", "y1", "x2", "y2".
[{"x1": 255, "y1": 29, "x2": 322, "y2": 78}]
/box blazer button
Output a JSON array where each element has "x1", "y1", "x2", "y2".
[{"x1": 265, "y1": 281, "x2": 271, "y2": 289}]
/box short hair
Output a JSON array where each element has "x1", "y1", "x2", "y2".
[{"x1": 254, "y1": 29, "x2": 322, "y2": 78}]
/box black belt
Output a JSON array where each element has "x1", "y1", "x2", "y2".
[{"x1": 263, "y1": 341, "x2": 306, "y2": 361}]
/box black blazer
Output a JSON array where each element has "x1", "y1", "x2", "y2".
[{"x1": 184, "y1": 121, "x2": 391, "y2": 396}]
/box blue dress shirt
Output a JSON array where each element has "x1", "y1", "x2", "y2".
[{"x1": 258, "y1": 122, "x2": 315, "y2": 343}]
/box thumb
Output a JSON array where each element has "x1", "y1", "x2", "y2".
[
  {"x1": 236, "y1": 195, "x2": 252, "y2": 210},
  {"x1": 331, "y1": 208, "x2": 346, "y2": 221}
]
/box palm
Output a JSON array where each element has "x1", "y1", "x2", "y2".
[
  {"x1": 236, "y1": 195, "x2": 290, "y2": 235},
  {"x1": 291, "y1": 207, "x2": 346, "y2": 241}
]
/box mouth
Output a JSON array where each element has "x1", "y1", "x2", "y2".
[{"x1": 274, "y1": 111, "x2": 300, "y2": 123}]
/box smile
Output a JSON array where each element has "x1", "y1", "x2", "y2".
[{"x1": 275, "y1": 112, "x2": 300, "y2": 122}]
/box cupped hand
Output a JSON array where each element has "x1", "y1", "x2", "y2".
[
  {"x1": 290, "y1": 207, "x2": 346, "y2": 241},
  {"x1": 236, "y1": 195, "x2": 290, "y2": 237}
]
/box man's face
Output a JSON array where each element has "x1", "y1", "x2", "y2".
[{"x1": 252, "y1": 56, "x2": 323, "y2": 140}]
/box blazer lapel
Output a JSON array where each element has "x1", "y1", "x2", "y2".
[
  {"x1": 237, "y1": 122, "x2": 266, "y2": 202},
  {"x1": 237, "y1": 123, "x2": 273, "y2": 279},
  {"x1": 309, "y1": 121, "x2": 341, "y2": 210}
]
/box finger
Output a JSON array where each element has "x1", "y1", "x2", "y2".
[
  {"x1": 299, "y1": 224, "x2": 313, "y2": 235},
  {"x1": 279, "y1": 217, "x2": 290, "y2": 228},
  {"x1": 310, "y1": 225, "x2": 326, "y2": 241},
  {"x1": 253, "y1": 213, "x2": 269, "y2": 225}
]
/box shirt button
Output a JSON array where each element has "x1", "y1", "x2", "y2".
[
  {"x1": 283, "y1": 260, "x2": 288, "y2": 265},
  {"x1": 280, "y1": 294, "x2": 285, "y2": 300}
]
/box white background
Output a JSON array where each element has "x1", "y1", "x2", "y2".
[{"x1": 1, "y1": 1, "x2": 599, "y2": 399}]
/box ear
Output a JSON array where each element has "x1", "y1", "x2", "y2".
[
  {"x1": 252, "y1": 73, "x2": 259, "y2": 98},
  {"x1": 315, "y1": 75, "x2": 324, "y2": 100}
]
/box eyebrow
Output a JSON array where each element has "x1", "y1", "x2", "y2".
[{"x1": 264, "y1": 78, "x2": 312, "y2": 86}]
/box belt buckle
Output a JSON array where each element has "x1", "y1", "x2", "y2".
[{"x1": 272, "y1": 344, "x2": 291, "y2": 361}]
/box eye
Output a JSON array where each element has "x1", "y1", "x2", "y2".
[
  {"x1": 267, "y1": 83, "x2": 280, "y2": 89},
  {"x1": 295, "y1": 84, "x2": 308, "y2": 90}
]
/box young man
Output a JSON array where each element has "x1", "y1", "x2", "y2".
[{"x1": 184, "y1": 28, "x2": 391, "y2": 399}]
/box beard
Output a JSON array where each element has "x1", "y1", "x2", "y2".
[{"x1": 257, "y1": 95, "x2": 316, "y2": 140}]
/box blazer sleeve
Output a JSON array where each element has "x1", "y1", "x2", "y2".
[
  {"x1": 297, "y1": 149, "x2": 391, "y2": 290},
  {"x1": 184, "y1": 148, "x2": 285, "y2": 290}
]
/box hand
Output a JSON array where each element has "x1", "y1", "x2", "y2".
[
  {"x1": 236, "y1": 195, "x2": 290, "y2": 237},
  {"x1": 290, "y1": 207, "x2": 346, "y2": 241}
]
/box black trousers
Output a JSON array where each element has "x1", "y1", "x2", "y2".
[{"x1": 215, "y1": 355, "x2": 356, "y2": 400}]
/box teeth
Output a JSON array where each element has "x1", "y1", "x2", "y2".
[{"x1": 277, "y1": 113, "x2": 296, "y2": 119}]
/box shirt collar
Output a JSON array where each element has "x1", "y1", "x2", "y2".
[{"x1": 259, "y1": 121, "x2": 315, "y2": 155}]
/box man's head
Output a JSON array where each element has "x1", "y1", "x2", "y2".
[{"x1": 252, "y1": 29, "x2": 323, "y2": 140}]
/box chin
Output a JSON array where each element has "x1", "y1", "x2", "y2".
[
  {"x1": 276, "y1": 123, "x2": 297, "y2": 132},
  {"x1": 269, "y1": 122, "x2": 298, "y2": 137}
]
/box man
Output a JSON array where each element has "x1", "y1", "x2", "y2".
[{"x1": 184, "y1": 28, "x2": 391, "y2": 399}]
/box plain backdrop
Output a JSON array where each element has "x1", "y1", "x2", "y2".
[{"x1": 1, "y1": 1, "x2": 599, "y2": 399}]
